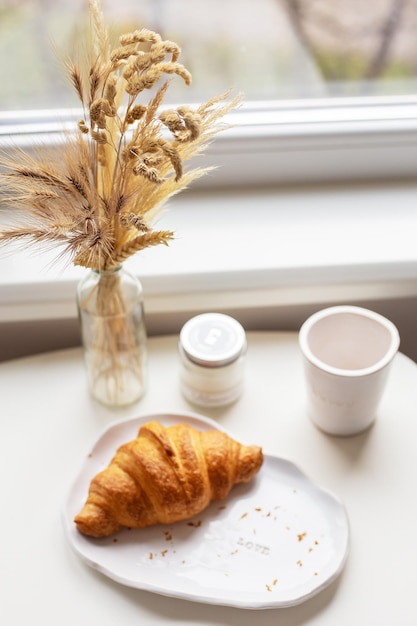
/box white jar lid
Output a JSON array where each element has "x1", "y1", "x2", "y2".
[{"x1": 179, "y1": 313, "x2": 246, "y2": 367}]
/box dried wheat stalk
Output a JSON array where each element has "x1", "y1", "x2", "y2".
[{"x1": 0, "y1": 0, "x2": 240, "y2": 271}]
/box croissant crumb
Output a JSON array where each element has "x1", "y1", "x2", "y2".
[{"x1": 74, "y1": 420, "x2": 263, "y2": 537}]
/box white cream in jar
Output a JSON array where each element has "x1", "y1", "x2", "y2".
[{"x1": 178, "y1": 313, "x2": 247, "y2": 407}]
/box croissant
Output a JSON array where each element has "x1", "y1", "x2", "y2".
[{"x1": 74, "y1": 420, "x2": 263, "y2": 538}]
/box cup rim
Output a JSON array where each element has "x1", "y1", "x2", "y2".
[{"x1": 299, "y1": 305, "x2": 400, "y2": 377}]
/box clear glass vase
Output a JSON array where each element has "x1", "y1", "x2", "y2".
[{"x1": 77, "y1": 265, "x2": 147, "y2": 407}]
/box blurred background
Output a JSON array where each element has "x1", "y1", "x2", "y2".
[{"x1": 1, "y1": 0, "x2": 416, "y2": 111}]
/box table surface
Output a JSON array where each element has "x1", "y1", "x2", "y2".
[{"x1": 1, "y1": 331, "x2": 417, "y2": 626}]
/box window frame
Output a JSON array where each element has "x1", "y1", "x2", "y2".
[
  {"x1": 1, "y1": 94, "x2": 417, "y2": 186},
  {"x1": 2, "y1": 95, "x2": 417, "y2": 336}
]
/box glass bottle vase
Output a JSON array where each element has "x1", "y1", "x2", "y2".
[{"x1": 77, "y1": 265, "x2": 147, "y2": 407}]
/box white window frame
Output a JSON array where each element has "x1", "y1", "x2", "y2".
[
  {"x1": 1, "y1": 95, "x2": 417, "y2": 185},
  {"x1": 1, "y1": 95, "x2": 417, "y2": 339}
]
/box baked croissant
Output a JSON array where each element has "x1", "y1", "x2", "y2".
[{"x1": 74, "y1": 420, "x2": 263, "y2": 538}]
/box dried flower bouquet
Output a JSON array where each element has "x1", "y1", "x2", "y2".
[
  {"x1": 0, "y1": 0, "x2": 239, "y2": 406},
  {"x1": 0, "y1": 1, "x2": 238, "y2": 269}
]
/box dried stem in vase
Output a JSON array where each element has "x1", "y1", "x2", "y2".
[{"x1": 0, "y1": 0, "x2": 240, "y2": 407}]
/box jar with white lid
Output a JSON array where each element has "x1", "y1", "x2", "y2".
[{"x1": 179, "y1": 313, "x2": 247, "y2": 407}]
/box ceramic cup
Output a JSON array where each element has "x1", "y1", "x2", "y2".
[{"x1": 298, "y1": 305, "x2": 400, "y2": 436}]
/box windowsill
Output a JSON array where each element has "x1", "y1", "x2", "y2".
[{"x1": 1, "y1": 178, "x2": 417, "y2": 324}]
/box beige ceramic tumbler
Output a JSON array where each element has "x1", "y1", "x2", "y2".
[{"x1": 299, "y1": 306, "x2": 400, "y2": 436}]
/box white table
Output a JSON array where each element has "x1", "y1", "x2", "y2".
[{"x1": 1, "y1": 331, "x2": 416, "y2": 625}]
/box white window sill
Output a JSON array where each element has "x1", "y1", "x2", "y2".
[{"x1": 1, "y1": 179, "x2": 417, "y2": 325}]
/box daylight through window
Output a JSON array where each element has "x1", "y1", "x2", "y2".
[{"x1": 1, "y1": 0, "x2": 416, "y2": 112}]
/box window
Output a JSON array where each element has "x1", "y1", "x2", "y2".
[
  {"x1": 1, "y1": 1, "x2": 417, "y2": 360},
  {"x1": 1, "y1": 1, "x2": 416, "y2": 185},
  {"x1": 1, "y1": 0, "x2": 417, "y2": 110}
]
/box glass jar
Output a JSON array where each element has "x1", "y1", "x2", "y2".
[
  {"x1": 179, "y1": 313, "x2": 247, "y2": 407},
  {"x1": 77, "y1": 265, "x2": 147, "y2": 407}
]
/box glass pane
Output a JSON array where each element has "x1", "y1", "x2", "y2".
[{"x1": 1, "y1": 0, "x2": 416, "y2": 111}]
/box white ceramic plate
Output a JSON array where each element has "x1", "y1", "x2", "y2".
[{"x1": 62, "y1": 412, "x2": 349, "y2": 609}]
